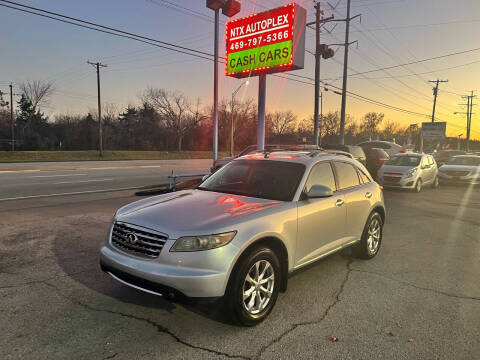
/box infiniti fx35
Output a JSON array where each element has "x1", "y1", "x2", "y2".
[{"x1": 100, "y1": 151, "x2": 386, "y2": 325}]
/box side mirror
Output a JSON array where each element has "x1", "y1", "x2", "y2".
[{"x1": 306, "y1": 185, "x2": 333, "y2": 199}]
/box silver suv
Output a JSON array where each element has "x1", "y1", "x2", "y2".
[{"x1": 100, "y1": 151, "x2": 386, "y2": 325}]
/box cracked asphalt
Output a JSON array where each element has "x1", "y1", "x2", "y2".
[{"x1": 1, "y1": 185, "x2": 479, "y2": 359}]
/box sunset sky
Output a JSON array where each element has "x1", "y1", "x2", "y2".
[{"x1": 1, "y1": 0, "x2": 479, "y2": 140}]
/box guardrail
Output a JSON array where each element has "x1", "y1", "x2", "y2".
[{"x1": 167, "y1": 170, "x2": 209, "y2": 191}]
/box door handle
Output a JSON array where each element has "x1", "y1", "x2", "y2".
[
  {"x1": 365, "y1": 192, "x2": 372, "y2": 198},
  {"x1": 335, "y1": 199, "x2": 344, "y2": 207}
]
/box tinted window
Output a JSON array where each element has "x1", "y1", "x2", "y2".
[
  {"x1": 199, "y1": 160, "x2": 305, "y2": 201},
  {"x1": 358, "y1": 168, "x2": 371, "y2": 184},
  {"x1": 304, "y1": 162, "x2": 336, "y2": 193},
  {"x1": 334, "y1": 162, "x2": 361, "y2": 189}
]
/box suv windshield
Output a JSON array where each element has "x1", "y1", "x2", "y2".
[
  {"x1": 386, "y1": 155, "x2": 421, "y2": 166},
  {"x1": 198, "y1": 160, "x2": 305, "y2": 201},
  {"x1": 446, "y1": 156, "x2": 480, "y2": 166}
]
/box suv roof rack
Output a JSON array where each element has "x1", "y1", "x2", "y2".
[{"x1": 308, "y1": 150, "x2": 354, "y2": 159}]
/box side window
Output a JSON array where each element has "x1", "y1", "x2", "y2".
[
  {"x1": 304, "y1": 162, "x2": 336, "y2": 193},
  {"x1": 357, "y1": 167, "x2": 371, "y2": 184},
  {"x1": 334, "y1": 162, "x2": 361, "y2": 190},
  {"x1": 421, "y1": 157, "x2": 428, "y2": 168}
]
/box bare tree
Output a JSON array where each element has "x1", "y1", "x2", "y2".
[
  {"x1": 269, "y1": 110, "x2": 297, "y2": 136},
  {"x1": 20, "y1": 80, "x2": 55, "y2": 111},
  {"x1": 142, "y1": 88, "x2": 205, "y2": 151},
  {"x1": 360, "y1": 112, "x2": 384, "y2": 140}
]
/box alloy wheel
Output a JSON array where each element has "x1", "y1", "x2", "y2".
[
  {"x1": 242, "y1": 260, "x2": 275, "y2": 315},
  {"x1": 366, "y1": 218, "x2": 381, "y2": 255}
]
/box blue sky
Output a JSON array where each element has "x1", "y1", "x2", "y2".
[{"x1": 1, "y1": 0, "x2": 479, "y2": 138}]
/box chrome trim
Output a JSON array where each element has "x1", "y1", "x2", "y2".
[{"x1": 107, "y1": 272, "x2": 164, "y2": 297}]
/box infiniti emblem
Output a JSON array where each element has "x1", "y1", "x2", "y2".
[{"x1": 126, "y1": 233, "x2": 138, "y2": 245}]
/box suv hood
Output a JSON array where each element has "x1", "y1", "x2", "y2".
[{"x1": 115, "y1": 189, "x2": 282, "y2": 239}]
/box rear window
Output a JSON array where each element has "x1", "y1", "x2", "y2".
[{"x1": 350, "y1": 146, "x2": 365, "y2": 159}]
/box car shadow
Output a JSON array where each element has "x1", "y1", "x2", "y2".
[{"x1": 52, "y1": 230, "x2": 232, "y2": 323}]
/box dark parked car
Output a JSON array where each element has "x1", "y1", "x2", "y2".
[
  {"x1": 433, "y1": 150, "x2": 466, "y2": 166},
  {"x1": 322, "y1": 144, "x2": 366, "y2": 166},
  {"x1": 364, "y1": 148, "x2": 389, "y2": 179},
  {"x1": 211, "y1": 144, "x2": 320, "y2": 172},
  {"x1": 357, "y1": 141, "x2": 405, "y2": 157}
]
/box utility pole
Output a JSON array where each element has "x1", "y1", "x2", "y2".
[
  {"x1": 9, "y1": 83, "x2": 14, "y2": 151},
  {"x1": 429, "y1": 79, "x2": 448, "y2": 122},
  {"x1": 466, "y1": 91, "x2": 476, "y2": 152},
  {"x1": 87, "y1": 61, "x2": 107, "y2": 157},
  {"x1": 457, "y1": 91, "x2": 476, "y2": 152},
  {"x1": 338, "y1": 0, "x2": 360, "y2": 145},
  {"x1": 313, "y1": 2, "x2": 323, "y2": 146},
  {"x1": 306, "y1": 3, "x2": 334, "y2": 147}
]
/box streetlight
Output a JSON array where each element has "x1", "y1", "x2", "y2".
[
  {"x1": 206, "y1": 0, "x2": 241, "y2": 162},
  {"x1": 453, "y1": 111, "x2": 469, "y2": 151},
  {"x1": 230, "y1": 80, "x2": 249, "y2": 156},
  {"x1": 457, "y1": 133, "x2": 463, "y2": 150}
]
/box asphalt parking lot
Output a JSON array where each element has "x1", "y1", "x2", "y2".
[{"x1": 1, "y1": 184, "x2": 479, "y2": 359}]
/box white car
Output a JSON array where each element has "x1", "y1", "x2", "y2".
[
  {"x1": 438, "y1": 155, "x2": 480, "y2": 185},
  {"x1": 378, "y1": 153, "x2": 439, "y2": 192}
]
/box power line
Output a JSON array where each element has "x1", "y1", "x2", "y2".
[
  {"x1": 0, "y1": 0, "x2": 214, "y2": 60},
  {"x1": 322, "y1": 46, "x2": 480, "y2": 79},
  {"x1": 2, "y1": 0, "x2": 474, "y2": 135},
  {"x1": 144, "y1": 0, "x2": 215, "y2": 23},
  {"x1": 352, "y1": 59, "x2": 480, "y2": 80}
]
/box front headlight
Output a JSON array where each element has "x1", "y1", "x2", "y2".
[
  {"x1": 170, "y1": 231, "x2": 237, "y2": 252},
  {"x1": 404, "y1": 168, "x2": 417, "y2": 178}
]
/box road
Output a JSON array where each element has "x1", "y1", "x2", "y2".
[
  {"x1": 0, "y1": 171, "x2": 479, "y2": 359},
  {"x1": 0, "y1": 159, "x2": 211, "y2": 201}
]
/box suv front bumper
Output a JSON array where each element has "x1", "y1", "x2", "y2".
[{"x1": 100, "y1": 242, "x2": 239, "y2": 298}]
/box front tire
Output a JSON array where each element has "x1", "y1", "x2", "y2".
[
  {"x1": 414, "y1": 179, "x2": 422, "y2": 193},
  {"x1": 432, "y1": 176, "x2": 439, "y2": 188},
  {"x1": 225, "y1": 246, "x2": 281, "y2": 326},
  {"x1": 353, "y1": 212, "x2": 383, "y2": 259}
]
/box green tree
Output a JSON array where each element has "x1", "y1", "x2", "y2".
[{"x1": 15, "y1": 95, "x2": 53, "y2": 150}]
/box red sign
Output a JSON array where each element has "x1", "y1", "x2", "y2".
[
  {"x1": 227, "y1": 6, "x2": 294, "y2": 53},
  {"x1": 225, "y1": 3, "x2": 306, "y2": 78}
]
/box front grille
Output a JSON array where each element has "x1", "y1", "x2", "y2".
[
  {"x1": 383, "y1": 176, "x2": 401, "y2": 183},
  {"x1": 446, "y1": 171, "x2": 469, "y2": 177},
  {"x1": 111, "y1": 222, "x2": 168, "y2": 258}
]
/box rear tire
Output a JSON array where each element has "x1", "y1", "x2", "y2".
[
  {"x1": 353, "y1": 212, "x2": 383, "y2": 259},
  {"x1": 225, "y1": 246, "x2": 281, "y2": 326}
]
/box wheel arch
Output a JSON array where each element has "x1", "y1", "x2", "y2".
[
  {"x1": 227, "y1": 236, "x2": 289, "y2": 293},
  {"x1": 372, "y1": 205, "x2": 385, "y2": 224}
]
